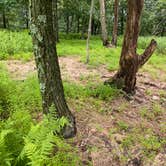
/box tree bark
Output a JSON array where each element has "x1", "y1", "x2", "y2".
[
  {"x1": 120, "y1": 5, "x2": 124, "y2": 35},
  {"x1": 77, "y1": 16, "x2": 80, "y2": 33},
  {"x1": 2, "y1": 10, "x2": 7, "y2": 29},
  {"x1": 29, "y1": 0, "x2": 76, "y2": 138},
  {"x1": 111, "y1": 0, "x2": 119, "y2": 46},
  {"x1": 52, "y1": 0, "x2": 59, "y2": 42},
  {"x1": 25, "y1": 10, "x2": 29, "y2": 29},
  {"x1": 81, "y1": 16, "x2": 87, "y2": 39},
  {"x1": 86, "y1": 0, "x2": 94, "y2": 64},
  {"x1": 66, "y1": 15, "x2": 70, "y2": 34},
  {"x1": 105, "y1": 0, "x2": 157, "y2": 94},
  {"x1": 99, "y1": 0, "x2": 110, "y2": 46}
]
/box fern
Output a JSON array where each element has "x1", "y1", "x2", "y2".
[
  {"x1": 0, "y1": 130, "x2": 13, "y2": 166},
  {"x1": 18, "y1": 114, "x2": 79, "y2": 166}
]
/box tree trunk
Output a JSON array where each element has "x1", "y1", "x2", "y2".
[
  {"x1": 105, "y1": 0, "x2": 157, "y2": 94},
  {"x1": 52, "y1": 0, "x2": 59, "y2": 42},
  {"x1": 2, "y1": 10, "x2": 7, "y2": 29},
  {"x1": 91, "y1": 18, "x2": 95, "y2": 35},
  {"x1": 81, "y1": 16, "x2": 87, "y2": 39},
  {"x1": 111, "y1": 0, "x2": 119, "y2": 46},
  {"x1": 86, "y1": 0, "x2": 94, "y2": 64},
  {"x1": 25, "y1": 10, "x2": 29, "y2": 29},
  {"x1": 120, "y1": 5, "x2": 124, "y2": 35},
  {"x1": 66, "y1": 15, "x2": 70, "y2": 34},
  {"x1": 29, "y1": 0, "x2": 76, "y2": 138},
  {"x1": 99, "y1": 0, "x2": 110, "y2": 46},
  {"x1": 77, "y1": 16, "x2": 80, "y2": 33},
  {"x1": 70, "y1": 15, "x2": 74, "y2": 32}
]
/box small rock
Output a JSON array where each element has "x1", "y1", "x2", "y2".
[{"x1": 152, "y1": 96, "x2": 160, "y2": 100}]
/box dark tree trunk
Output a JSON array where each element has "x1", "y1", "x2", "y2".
[
  {"x1": 161, "y1": 26, "x2": 165, "y2": 36},
  {"x1": 2, "y1": 10, "x2": 7, "y2": 29},
  {"x1": 77, "y1": 16, "x2": 80, "y2": 33},
  {"x1": 66, "y1": 15, "x2": 70, "y2": 34},
  {"x1": 70, "y1": 15, "x2": 74, "y2": 32},
  {"x1": 105, "y1": 0, "x2": 157, "y2": 94},
  {"x1": 25, "y1": 10, "x2": 29, "y2": 29},
  {"x1": 81, "y1": 16, "x2": 87, "y2": 39},
  {"x1": 29, "y1": 0, "x2": 76, "y2": 138},
  {"x1": 52, "y1": 0, "x2": 59, "y2": 42},
  {"x1": 111, "y1": 0, "x2": 119, "y2": 46}
]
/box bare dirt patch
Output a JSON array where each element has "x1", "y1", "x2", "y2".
[{"x1": 4, "y1": 57, "x2": 109, "y2": 83}]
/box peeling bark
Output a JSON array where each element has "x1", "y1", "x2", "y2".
[{"x1": 105, "y1": 0, "x2": 157, "y2": 94}]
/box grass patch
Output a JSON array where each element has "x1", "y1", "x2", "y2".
[{"x1": 0, "y1": 30, "x2": 165, "y2": 73}]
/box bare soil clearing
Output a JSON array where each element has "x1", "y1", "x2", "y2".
[{"x1": 3, "y1": 57, "x2": 166, "y2": 166}]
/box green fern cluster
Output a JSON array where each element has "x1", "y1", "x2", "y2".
[{"x1": 0, "y1": 110, "x2": 80, "y2": 166}]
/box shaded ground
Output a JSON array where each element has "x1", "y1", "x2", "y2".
[{"x1": 3, "y1": 57, "x2": 166, "y2": 166}]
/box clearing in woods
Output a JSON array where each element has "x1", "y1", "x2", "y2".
[{"x1": 3, "y1": 56, "x2": 166, "y2": 166}]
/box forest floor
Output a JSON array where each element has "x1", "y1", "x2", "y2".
[{"x1": 3, "y1": 56, "x2": 166, "y2": 166}]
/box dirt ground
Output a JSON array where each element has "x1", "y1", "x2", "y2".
[{"x1": 3, "y1": 57, "x2": 166, "y2": 166}]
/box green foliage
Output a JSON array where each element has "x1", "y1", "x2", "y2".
[
  {"x1": 0, "y1": 30, "x2": 32, "y2": 60},
  {"x1": 0, "y1": 110, "x2": 79, "y2": 166},
  {"x1": 9, "y1": 75, "x2": 42, "y2": 113},
  {"x1": 140, "y1": 136, "x2": 162, "y2": 156},
  {"x1": 117, "y1": 121, "x2": 129, "y2": 132},
  {"x1": 0, "y1": 64, "x2": 15, "y2": 119},
  {"x1": 0, "y1": 68, "x2": 79, "y2": 166},
  {"x1": 0, "y1": 68, "x2": 42, "y2": 117},
  {"x1": 121, "y1": 135, "x2": 134, "y2": 148},
  {"x1": 140, "y1": 104, "x2": 164, "y2": 120},
  {"x1": 0, "y1": 30, "x2": 165, "y2": 62},
  {"x1": 64, "y1": 81, "x2": 120, "y2": 101},
  {"x1": 18, "y1": 114, "x2": 79, "y2": 166}
]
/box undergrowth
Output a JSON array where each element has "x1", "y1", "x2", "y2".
[{"x1": 0, "y1": 66, "x2": 80, "y2": 166}]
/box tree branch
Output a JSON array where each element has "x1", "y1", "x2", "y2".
[{"x1": 138, "y1": 39, "x2": 157, "y2": 67}]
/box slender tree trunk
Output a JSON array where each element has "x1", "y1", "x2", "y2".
[
  {"x1": 120, "y1": 5, "x2": 124, "y2": 35},
  {"x1": 29, "y1": 0, "x2": 76, "y2": 138},
  {"x1": 70, "y1": 15, "x2": 74, "y2": 32},
  {"x1": 66, "y1": 15, "x2": 70, "y2": 34},
  {"x1": 99, "y1": 0, "x2": 110, "y2": 46},
  {"x1": 105, "y1": 0, "x2": 157, "y2": 94},
  {"x1": 81, "y1": 17, "x2": 86, "y2": 39},
  {"x1": 77, "y1": 16, "x2": 80, "y2": 33},
  {"x1": 2, "y1": 10, "x2": 7, "y2": 29},
  {"x1": 25, "y1": 10, "x2": 29, "y2": 29},
  {"x1": 86, "y1": 0, "x2": 94, "y2": 64},
  {"x1": 111, "y1": 0, "x2": 119, "y2": 46},
  {"x1": 52, "y1": 0, "x2": 59, "y2": 42}
]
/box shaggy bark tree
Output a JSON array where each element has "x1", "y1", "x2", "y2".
[
  {"x1": 111, "y1": 0, "x2": 119, "y2": 46},
  {"x1": 99, "y1": 0, "x2": 110, "y2": 46},
  {"x1": 86, "y1": 0, "x2": 94, "y2": 64},
  {"x1": 29, "y1": 0, "x2": 76, "y2": 138},
  {"x1": 105, "y1": 0, "x2": 157, "y2": 94}
]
